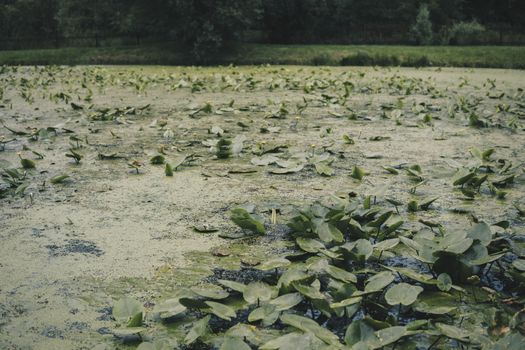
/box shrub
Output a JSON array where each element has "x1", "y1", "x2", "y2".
[
  {"x1": 341, "y1": 51, "x2": 373, "y2": 66},
  {"x1": 340, "y1": 52, "x2": 401, "y2": 67},
  {"x1": 410, "y1": 4, "x2": 433, "y2": 45},
  {"x1": 311, "y1": 53, "x2": 334, "y2": 66},
  {"x1": 374, "y1": 54, "x2": 401, "y2": 66},
  {"x1": 403, "y1": 55, "x2": 431, "y2": 67},
  {"x1": 447, "y1": 20, "x2": 493, "y2": 45}
]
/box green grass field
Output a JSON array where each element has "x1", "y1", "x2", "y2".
[{"x1": 0, "y1": 43, "x2": 524, "y2": 68}]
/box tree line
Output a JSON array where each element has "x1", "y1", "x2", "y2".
[{"x1": 1, "y1": 0, "x2": 524, "y2": 56}]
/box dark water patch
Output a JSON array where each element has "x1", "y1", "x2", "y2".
[{"x1": 46, "y1": 239, "x2": 104, "y2": 257}]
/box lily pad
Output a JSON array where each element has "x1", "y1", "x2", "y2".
[
  {"x1": 437, "y1": 273, "x2": 452, "y2": 292},
  {"x1": 413, "y1": 292, "x2": 457, "y2": 315},
  {"x1": 205, "y1": 301, "x2": 237, "y2": 321},
  {"x1": 258, "y1": 258, "x2": 291, "y2": 271},
  {"x1": 231, "y1": 208, "x2": 266, "y2": 235},
  {"x1": 220, "y1": 337, "x2": 251, "y2": 350},
  {"x1": 280, "y1": 314, "x2": 340, "y2": 345},
  {"x1": 243, "y1": 282, "x2": 276, "y2": 304},
  {"x1": 185, "y1": 315, "x2": 211, "y2": 345},
  {"x1": 269, "y1": 293, "x2": 303, "y2": 311},
  {"x1": 385, "y1": 283, "x2": 423, "y2": 306},
  {"x1": 112, "y1": 297, "x2": 143, "y2": 326},
  {"x1": 191, "y1": 286, "x2": 229, "y2": 299},
  {"x1": 435, "y1": 323, "x2": 470, "y2": 343},
  {"x1": 466, "y1": 222, "x2": 492, "y2": 246},
  {"x1": 153, "y1": 299, "x2": 186, "y2": 319},
  {"x1": 365, "y1": 271, "x2": 395, "y2": 292}
]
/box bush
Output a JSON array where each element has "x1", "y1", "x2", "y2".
[
  {"x1": 311, "y1": 53, "x2": 335, "y2": 66},
  {"x1": 410, "y1": 4, "x2": 433, "y2": 45},
  {"x1": 341, "y1": 51, "x2": 373, "y2": 66},
  {"x1": 374, "y1": 54, "x2": 401, "y2": 66},
  {"x1": 340, "y1": 52, "x2": 401, "y2": 67},
  {"x1": 403, "y1": 55, "x2": 431, "y2": 67},
  {"x1": 447, "y1": 20, "x2": 494, "y2": 45}
]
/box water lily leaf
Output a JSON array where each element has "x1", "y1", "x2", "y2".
[
  {"x1": 385, "y1": 283, "x2": 423, "y2": 306},
  {"x1": 413, "y1": 292, "x2": 457, "y2": 314},
  {"x1": 269, "y1": 164, "x2": 304, "y2": 174},
  {"x1": 351, "y1": 166, "x2": 366, "y2": 180},
  {"x1": 260, "y1": 332, "x2": 330, "y2": 350},
  {"x1": 314, "y1": 221, "x2": 344, "y2": 243},
  {"x1": 453, "y1": 169, "x2": 476, "y2": 186},
  {"x1": 248, "y1": 304, "x2": 278, "y2": 324},
  {"x1": 50, "y1": 174, "x2": 69, "y2": 184},
  {"x1": 269, "y1": 293, "x2": 303, "y2": 311},
  {"x1": 179, "y1": 298, "x2": 209, "y2": 310},
  {"x1": 184, "y1": 315, "x2": 211, "y2": 345},
  {"x1": 324, "y1": 265, "x2": 357, "y2": 283},
  {"x1": 370, "y1": 326, "x2": 410, "y2": 348},
  {"x1": 437, "y1": 273, "x2": 452, "y2": 292},
  {"x1": 150, "y1": 155, "x2": 165, "y2": 165},
  {"x1": 513, "y1": 259, "x2": 525, "y2": 271},
  {"x1": 419, "y1": 197, "x2": 439, "y2": 210},
  {"x1": 343, "y1": 239, "x2": 373, "y2": 262},
  {"x1": 258, "y1": 258, "x2": 291, "y2": 271},
  {"x1": 366, "y1": 211, "x2": 393, "y2": 228},
  {"x1": 220, "y1": 337, "x2": 251, "y2": 350},
  {"x1": 243, "y1": 282, "x2": 276, "y2": 304},
  {"x1": 315, "y1": 162, "x2": 335, "y2": 177},
  {"x1": 127, "y1": 311, "x2": 143, "y2": 327},
  {"x1": 470, "y1": 252, "x2": 506, "y2": 265},
  {"x1": 374, "y1": 238, "x2": 400, "y2": 252},
  {"x1": 331, "y1": 296, "x2": 362, "y2": 309},
  {"x1": 218, "y1": 279, "x2": 246, "y2": 293},
  {"x1": 385, "y1": 266, "x2": 435, "y2": 284},
  {"x1": 465, "y1": 239, "x2": 489, "y2": 258},
  {"x1": 435, "y1": 323, "x2": 470, "y2": 343},
  {"x1": 278, "y1": 268, "x2": 312, "y2": 290},
  {"x1": 365, "y1": 271, "x2": 395, "y2": 292},
  {"x1": 345, "y1": 320, "x2": 375, "y2": 346},
  {"x1": 112, "y1": 297, "x2": 143, "y2": 326},
  {"x1": 343, "y1": 134, "x2": 355, "y2": 144},
  {"x1": 280, "y1": 314, "x2": 340, "y2": 345},
  {"x1": 466, "y1": 222, "x2": 492, "y2": 246},
  {"x1": 191, "y1": 286, "x2": 229, "y2": 300},
  {"x1": 438, "y1": 233, "x2": 473, "y2": 254},
  {"x1": 153, "y1": 299, "x2": 186, "y2": 319},
  {"x1": 296, "y1": 237, "x2": 326, "y2": 253},
  {"x1": 165, "y1": 163, "x2": 173, "y2": 176},
  {"x1": 490, "y1": 332, "x2": 525, "y2": 350},
  {"x1": 112, "y1": 327, "x2": 146, "y2": 338},
  {"x1": 251, "y1": 155, "x2": 279, "y2": 166},
  {"x1": 136, "y1": 340, "x2": 174, "y2": 350},
  {"x1": 231, "y1": 208, "x2": 265, "y2": 235},
  {"x1": 406, "y1": 319, "x2": 429, "y2": 331},
  {"x1": 292, "y1": 281, "x2": 325, "y2": 300},
  {"x1": 383, "y1": 166, "x2": 399, "y2": 175},
  {"x1": 13, "y1": 183, "x2": 28, "y2": 196},
  {"x1": 205, "y1": 301, "x2": 236, "y2": 321},
  {"x1": 492, "y1": 175, "x2": 515, "y2": 188}
]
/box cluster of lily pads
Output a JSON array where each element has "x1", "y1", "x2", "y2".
[
  {"x1": 1, "y1": 65, "x2": 524, "y2": 349},
  {"x1": 110, "y1": 192, "x2": 525, "y2": 349}
]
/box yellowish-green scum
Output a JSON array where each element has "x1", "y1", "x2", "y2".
[{"x1": 0, "y1": 65, "x2": 524, "y2": 349}]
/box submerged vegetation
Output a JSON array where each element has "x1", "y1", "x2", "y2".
[{"x1": 0, "y1": 64, "x2": 524, "y2": 348}]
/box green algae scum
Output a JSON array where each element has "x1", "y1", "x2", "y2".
[{"x1": 0, "y1": 65, "x2": 524, "y2": 349}]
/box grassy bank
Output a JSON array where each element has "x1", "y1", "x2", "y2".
[{"x1": 0, "y1": 43, "x2": 524, "y2": 68}]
